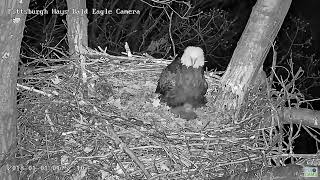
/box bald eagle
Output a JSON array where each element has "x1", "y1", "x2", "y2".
[{"x1": 156, "y1": 46, "x2": 208, "y2": 120}]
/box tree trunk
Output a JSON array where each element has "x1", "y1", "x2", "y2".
[
  {"x1": 0, "y1": 0, "x2": 30, "y2": 179},
  {"x1": 66, "y1": 0, "x2": 93, "y2": 98},
  {"x1": 66, "y1": 0, "x2": 88, "y2": 56},
  {"x1": 214, "y1": 0, "x2": 292, "y2": 122}
]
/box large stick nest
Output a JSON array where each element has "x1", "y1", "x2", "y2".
[{"x1": 14, "y1": 48, "x2": 297, "y2": 179}]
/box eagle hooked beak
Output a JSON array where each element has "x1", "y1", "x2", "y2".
[{"x1": 191, "y1": 57, "x2": 196, "y2": 66}]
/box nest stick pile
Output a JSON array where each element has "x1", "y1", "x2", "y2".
[{"x1": 15, "y1": 49, "x2": 293, "y2": 179}]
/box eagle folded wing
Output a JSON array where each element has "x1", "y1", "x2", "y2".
[{"x1": 156, "y1": 67, "x2": 177, "y2": 101}]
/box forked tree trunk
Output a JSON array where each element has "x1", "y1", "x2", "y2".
[
  {"x1": 214, "y1": 0, "x2": 292, "y2": 121},
  {"x1": 0, "y1": 0, "x2": 30, "y2": 180}
]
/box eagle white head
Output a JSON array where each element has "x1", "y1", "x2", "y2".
[{"x1": 181, "y1": 46, "x2": 205, "y2": 68}]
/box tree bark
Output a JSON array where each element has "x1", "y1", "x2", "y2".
[
  {"x1": 0, "y1": 0, "x2": 30, "y2": 179},
  {"x1": 66, "y1": 0, "x2": 88, "y2": 56},
  {"x1": 280, "y1": 107, "x2": 320, "y2": 129},
  {"x1": 214, "y1": 0, "x2": 292, "y2": 122}
]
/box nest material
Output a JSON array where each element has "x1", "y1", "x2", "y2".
[{"x1": 14, "y1": 49, "x2": 292, "y2": 179}]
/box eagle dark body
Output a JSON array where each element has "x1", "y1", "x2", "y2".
[{"x1": 155, "y1": 52, "x2": 208, "y2": 109}]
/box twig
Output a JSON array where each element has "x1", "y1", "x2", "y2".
[
  {"x1": 98, "y1": 124, "x2": 152, "y2": 179},
  {"x1": 166, "y1": 9, "x2": 175, "y2": 56},
  {"x1": 17, "y1": 83, "x2": 53, "y2": 97}
]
